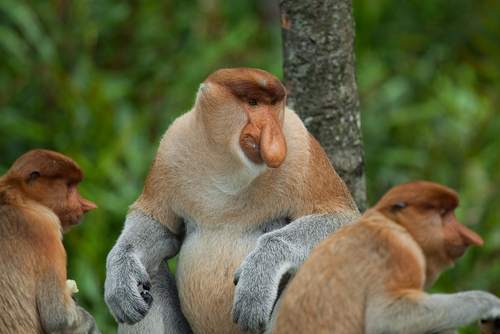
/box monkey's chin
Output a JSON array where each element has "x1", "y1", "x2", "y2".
[
  {"x1": 241, "y1": 142, "x2": 264, "y2": 165},
  {"x1": 446, "y1": 246, "x2": 468, "y2": 260},
  {"x1": 61, "y1": 216, "x2": 83, "y2": 233}
]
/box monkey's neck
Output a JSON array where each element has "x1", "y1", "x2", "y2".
[
  {"x1": 199, "y1": 133, "x2": 268, "y2": 196},
  {"x1": 0, "y1": 181, "x2": 64, "y2": 239},
  {"x1": 208, "y1": 160, "x2": 267, "y2": 196}
]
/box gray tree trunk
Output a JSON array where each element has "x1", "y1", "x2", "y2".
[{"x1": 280, "y1": 0, "x2": 368, "y2": 212}]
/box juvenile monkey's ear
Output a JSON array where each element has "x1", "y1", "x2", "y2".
[
  {"x1": 26, "y1": 170, "x2": 41, "y2": 183},
  {"x1": 390, "y1": 202, "x2": 407, "y2": 213}
]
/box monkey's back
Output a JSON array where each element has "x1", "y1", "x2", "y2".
[
  {"x1": 0, "y1": 204, "x2": 45, "y2": 334},
  {"x1": 274, "y1": 213, "x2": 425, "y2": 333}
]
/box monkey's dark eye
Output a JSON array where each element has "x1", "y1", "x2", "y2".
[
  {"x1": 390, "y1": 202, "x2": 407, "y2": 213},
  {"x1": 440, "y1": 209, "x2": 449, "y2": 216},
  {"x1": 26, "y1": 170, "x2": 41, "y2": 182},
  {"x1": 248, "y1": 99, "x2": 258, "y2": 106},
  {"x1": 271, "y1": 99, "x2": 277, "y2": 105}
]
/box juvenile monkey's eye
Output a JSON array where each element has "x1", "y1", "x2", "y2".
[
  {"x1": 271, "y1": 99, "x2": 277, "y2": 105},
  {"x1": 26, "y1": 170, "x2": 41, "y2": 182},
  {"x1": 390, "y1": 202, "x2": 406, "y2": 213},
  {"x1": 440, "y1": 209, "x2": 448, "y2": 216},
  {"x1": 248, "y1": 99, "x2": 258, "y2": 106}
]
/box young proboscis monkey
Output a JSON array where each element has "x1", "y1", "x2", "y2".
[
  {"x1": 0, "y1": 149, "x2": 100, "y2": 334},
  {"x1": 104, "y1": 68, "x2": 361, "y2": 334},
  {"x1": 479, "y1": 318, "x2": 500, "y2": 334},
  {"x1": 274, "y1": 180, "x2": 500, "y2": 334}
]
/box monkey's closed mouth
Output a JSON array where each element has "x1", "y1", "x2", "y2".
[{"x1": 250, "y1": 141, "x2": 260, "y2": 150}]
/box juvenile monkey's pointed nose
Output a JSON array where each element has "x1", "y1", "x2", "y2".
[
  {"x1": 81, "y1": 198, "x2": 98, "y2": 213},
  {"x1": 462, "y1": 226, "x2": 484, "y2": 247}
]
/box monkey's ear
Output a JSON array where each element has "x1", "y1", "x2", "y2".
[
  {"x1": 26, "y1": 170, "x2": 41, "y2": 183},
  {"x1": 390, "y1": 202, "x2": 407, "y2": 213}
]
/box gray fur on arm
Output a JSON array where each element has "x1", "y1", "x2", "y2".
[
  {"x1": 104, "y1": 210, "x2": 182, "y2": 325},
  {"x1": 365, "y1": 291, "x2": 500, "y2": 334}
]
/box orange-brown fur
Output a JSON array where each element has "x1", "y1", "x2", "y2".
[
  {"x1": 479, "y1": 318, "x2": 500, "y2": 334},
  {"x1": 0, "y1": 149, "x2": 98, "y2": 334},
  {"x1": 130, "y1": 68, "x2": 358, "y2": 333},
  {"x1": 275, "y1": 181, "x2": 484, "y2": 334}
]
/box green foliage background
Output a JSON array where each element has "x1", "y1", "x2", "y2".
[{"x1": 0, "y1": 0, "x2": 498, "y2": 332}]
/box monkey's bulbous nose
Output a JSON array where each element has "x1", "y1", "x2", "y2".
[{"x1": 260, "y1": 120, "x2": 287, "y2": 168}]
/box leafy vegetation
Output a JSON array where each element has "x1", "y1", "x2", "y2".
[{"x1": 1, "y1": 0, "x2": 498, "y2": 332}]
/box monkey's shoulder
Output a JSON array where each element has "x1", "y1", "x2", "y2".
[
  {"x1": 0, "y1": 203, "x2": 62, "y2": 249},
  {"x1": 357, "y1": 217, "x2": 427, "y2": 290},
  {"x1": 310, "y1": 216, "x2": 425, "y2": 279},
  {"x1": 281, "y1": 109, "x2": 357, "y2": 213},
  {"x1": 0, "y1": 204, "x2": 35, "y2": 234}
]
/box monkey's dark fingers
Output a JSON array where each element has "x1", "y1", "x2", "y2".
[
  {"x1": 142, "y1": 281, "x2": 151, "y2": 291},
  {"x1": 138, "y1": 281, "x2": 153, "y2": 305},
  {"x1": 104, "y1": 272, "x2": 152, "y2": 324},
  {"x1": 140, "y1": 290, "x2": 153, "y2": 306}
]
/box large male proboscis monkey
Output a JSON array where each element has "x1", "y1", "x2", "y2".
[
  {"x1": 0, "y1": 149, "x2": 100, "y2": 334},
  {"x1": 104, "y1": 67, "x2": 361, "y2": 333},
  {"x1": 274, "y1": 180, "x2": 500, "y2": 334}
]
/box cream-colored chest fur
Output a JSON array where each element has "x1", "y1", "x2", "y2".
[
  {"x1": 170, "y1": 163, "x2": 291, "y2": 333},
  {"x1": 176, "y1": 226, "x2": 259, "y2": 334}
]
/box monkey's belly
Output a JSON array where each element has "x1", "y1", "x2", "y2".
[{"x1": 176, "y1": 231, "x2": 257, "y2": 334}]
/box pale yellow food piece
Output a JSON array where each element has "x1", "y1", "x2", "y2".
[{"x1": 66, "y1": 279, "x2": 79, "y2": 296}]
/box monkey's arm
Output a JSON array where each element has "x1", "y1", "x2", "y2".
[
  {"x1": 365, "y1": 291, "x2": 500, "y2": 334},
  {"x1": 104, "y1": 210, "x2": 182, "y2": 325},
  {"x1": 37, "y1": 267, "x2": 100, "y2": 334},
  {"x1": 232, "y1": 210, "x2": 359, "y2": 333}
]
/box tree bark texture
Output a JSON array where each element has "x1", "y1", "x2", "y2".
[{"x1": 280, "y1": 0, "x2": 368, "y2": 212}]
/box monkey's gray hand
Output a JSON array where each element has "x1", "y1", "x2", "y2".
[
  {"x1": 104, "y1": 247, "x2": 153, "y2": 324},
  {"x1": 104, "y1": 211, "x2": 181, "y2": 325},
  {"x1": 232, "y1": 233, "x2": 291, "y2": 333}
]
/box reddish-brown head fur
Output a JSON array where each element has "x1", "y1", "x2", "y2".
[
  {"x1": 0, "y1": 149, "x2": 97, "y2": 232},
  {"x1": 200, "y1": 68, "x2": 287, "y2": 168},
  {"x1": 375, "y1": 180, "x2": 483, "y2": 286}
]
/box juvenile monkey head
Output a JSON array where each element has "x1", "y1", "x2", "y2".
[
  {"x1": 196, "y1": 68, "x2": 287, "y2": 168},
  {"x1": 1, "y1": 149, "x2": 98, "y2": 232},
  {"x1": 376, "y1": 180, "x2": 483, "y2": 287}
]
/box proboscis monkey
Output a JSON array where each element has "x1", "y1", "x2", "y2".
[
  {"x1": 104, "y1": 68, "x2": 361, "y2": 334},
  {"x1": 0, "y1": 149, "x2": 100, "y2": 334},
  {"x1": 479, "y1": 318, "x2": 500, "y2": 334},
  {"x1": 274, "y1": 180, "x2": 500, "y2": 334}
]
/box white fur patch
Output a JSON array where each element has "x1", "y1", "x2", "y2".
[
  {"x1": 196, "y1": 83, "x2": 210, "y2": 101},
  {"x1": 210, "y1": 141, "x2": 266, "y2": 196}
]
